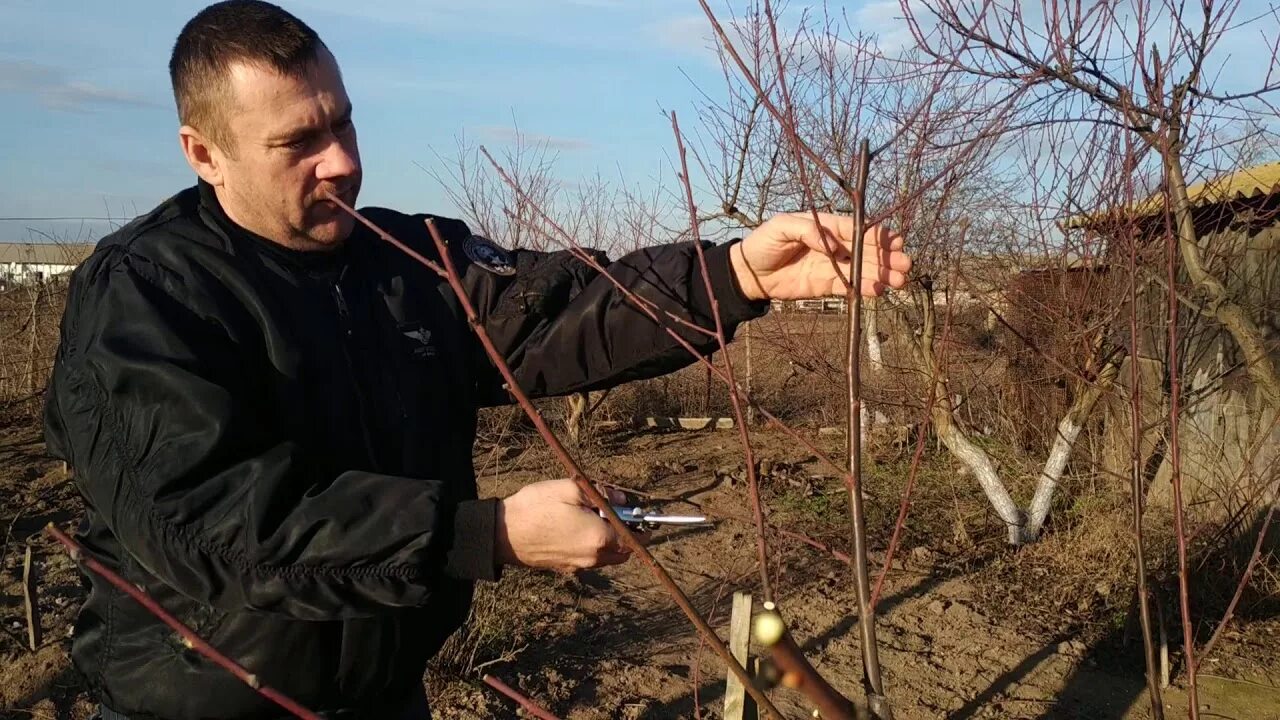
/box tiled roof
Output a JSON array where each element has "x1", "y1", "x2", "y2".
[{"x1": 1067, "y1": 160, "x2": 1280, "y2": 228}]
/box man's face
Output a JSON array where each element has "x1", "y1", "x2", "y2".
[{"x1": 212, "y1": 49, "x2": 361, "y2": 251}]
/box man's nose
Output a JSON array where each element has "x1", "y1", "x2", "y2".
[{"x1": 317, "y1": 136, "x2": 359, "y2": 181}]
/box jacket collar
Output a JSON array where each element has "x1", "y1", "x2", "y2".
[{"x1": 196, "y1": 179, "x2": 351, "y2": 277}]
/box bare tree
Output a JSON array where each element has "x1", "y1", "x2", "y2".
[
  {"x1": 431, "y1": 133, "x2": 672, "y2": 444},
  {"x1": 691, "y1": 1, "x2": 1138, "y2": 548},
  {"x1": 895, "y1": 0, "x2": 1280, "y2": 714}
]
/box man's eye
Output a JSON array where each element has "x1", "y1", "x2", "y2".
[{"x1": 284, "y1": 137, "x2": 309, "y2": 150}]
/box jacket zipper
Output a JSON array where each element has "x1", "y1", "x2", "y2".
[{"x1": 331, "y1": 279, "x2": 382, "y2": 472}]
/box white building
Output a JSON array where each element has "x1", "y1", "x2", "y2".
[
  {"x1": 771, "y1": 297, "x2": 848, "y2": 314},
  {"x1": 0, "y1": 242, "x2": 96, "y2": 287}
]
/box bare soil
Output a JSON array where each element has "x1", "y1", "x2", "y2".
[{"x1": 3, "y1": 420, "x2": 1278, "y2": 719}]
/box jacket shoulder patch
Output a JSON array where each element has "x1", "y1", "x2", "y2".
[{"x1": 462, "y1": 235, "x2": 516, "y2": 276}]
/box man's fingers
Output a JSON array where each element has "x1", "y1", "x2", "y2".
[
  {"x1": 790, "y1": 214, "x2": 909, "y2": 277},
  {"x1": 556, "y1": 479, "x2": 625, "y2": 509},
  {"x1": 860, "y1": 277, "x2": 889, "y2": 296},
  {"x1": 598, "y1": 523, "x2": 632, "y2": 562},
  {"x1": 820, "y1": 257, "x2": 909, "y2": 296},
  {"x1": 594, "y1": 549, "x2": 633, "y2": 567},
  {"x1": 787, "y1": 212, "x2": 853, "y2": 254},
  {"x1": 885, "y1": 245, "x2": 911, "y2": 273}
]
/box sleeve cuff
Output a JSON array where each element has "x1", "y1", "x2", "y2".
[
  {"x1": 704, "y1": 240, "x2": 771, "y2": 325},
  {"x1": 443, "y1": 498, "x2": 501, "y2": 582}
]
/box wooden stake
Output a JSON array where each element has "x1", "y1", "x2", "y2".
[
  {"x1": 724, "y1": 592, "x2": 755, "y2": 720},
  {"x1": 23, "y1": 544, "x2": 40, "y2": 651}
]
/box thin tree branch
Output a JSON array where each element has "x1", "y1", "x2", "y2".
[
  {"x1": 845, "y1": 141, "x2": 891, "y2": 717},
  {"x1": 672, "y1": 110, "x2": 774, "y2": 603},
  {"x1": 1196, "y1": 500, "x2": 1276, "y2": 667},
  {"x1": 482, "y1": 674, "x2": 562, "y2": 720}
]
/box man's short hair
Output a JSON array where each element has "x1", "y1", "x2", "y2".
[{"x1": 170, "y1": 0, "x2": 326, "y2": 153}]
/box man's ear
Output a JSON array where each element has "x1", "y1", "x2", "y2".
[{"x1": 178, "y1": 125, "x2": 226, "y2": 186}]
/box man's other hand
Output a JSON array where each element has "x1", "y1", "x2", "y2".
[
  {"x1": 495, "y1": 479, "x2": 636, "y2": 572},
  {"x1": 730, "y1": 212, "x2": 912, "y2": 301}
]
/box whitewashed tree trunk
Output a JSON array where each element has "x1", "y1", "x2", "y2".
[
  {"x1": 913, "y1": 284, "x2": 1122, "y2": 545},
  {"x1": 1022, "y1": 415, "x2": 1083, "y2": 539},
  {"x1": 866, "y1": 297, "x2": 885, "y2": 372},
  {"x1": 914, "y1": 284, "x2": 1026, "y2": 543},
  {"x1": 932, "y1": 402, "x2": 1027, "y2": 543},
  {"x1": 1022, "y1": 358, "x2": 1122, "y2": 540},
  {"x1": 860, "y1": 403, "x2": 870, "y2": 449}
]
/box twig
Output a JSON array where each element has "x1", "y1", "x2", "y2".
[
  {"x1": 422, "y1": 215, "x2": 785, "y2": 719},
  {"x1": 870, "y1": 403, "x2": 933, "y2": 609},
  {"x1": 480, "y1": 148, "x2": 718, "y2": 344},
  {"x1": 1163, "y1": 173, "x2": 1199, "y2": 720},
  {"x1": 482, "y1": 674, "x2": 561, "y2": 720},
  {"x1": 754, "y1": 602, "x2": 859, "y2": 720},
  {"x1": 776, "y1": 527, "x2": 853, "y2": 565},
  {"x1": 480, "y1": 147, "x2": 860, "y2": 494},
  {"x1": 845, "y1": 141, "x2": 891, "y2": 717},
  {"x1": 1123, "y1": 185, "x2": 1165, "y2": 717},
  {"x1": 672, "y1": 110, "x2": 773, "y2": 603},
  {"x1": 43, "y1": 524, "x2": 321, "y2": 720},
  {"x1": 762, "y1": 0, "x2": 856, "y2": 294},
  {"x1": 1197, "y1": 673, "x2": 1280, "y2": 691},
  {"x1": 871, "y1": 256, "x2": 964, "y2": 607},
  {"x1": 1197, "y1": 501, "x2": 1276, "y2": 667}
]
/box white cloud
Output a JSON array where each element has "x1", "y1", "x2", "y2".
[
  {"x1": 854, "y1": 0, "x2": 920, "y2": 53},
  {"x1": 651, "y1": 15, "x2": 721, "y2": 58},
  {"x1": 0, "y1": 60, "x2": 157, "y2": 112}
]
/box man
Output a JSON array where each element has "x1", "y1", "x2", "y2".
[{"x1": 43, "y1": 2, "x2": 911, "y2": 719}]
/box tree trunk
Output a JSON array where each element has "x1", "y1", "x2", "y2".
[
  {"x1": 1165, "y1": 154, "x2": 1280, "y2": 406},
  {"x1": 931, "y1": 403, "x2": 1026, "y2": 543},
  {"x1": 866, "y1": 297, "x2": 884, "y2": 372},
  {"x1": 914, "y1": 284, "x2": 1026, "y2": 544},
  {"x1": 1022, "y1": 355, "x2": 1123, "y2": 541}
]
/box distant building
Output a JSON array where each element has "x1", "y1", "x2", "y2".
[
  {"x1": 1071, "y1": 160, "x2": 1280, "y2": 512},
  {"x1": 771, "y1": 297, "x2": 848, "y2": 314},
  {"x1": 0, "y1": 242, "x2": 96, "y2": 288}
]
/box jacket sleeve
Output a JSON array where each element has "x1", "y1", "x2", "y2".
[
  {"x1": 43, "y1": 247, "x2": 494, "y2": 621},
  {"x1": 420, "y1": 218, "x2": 771, "y2": 405}
]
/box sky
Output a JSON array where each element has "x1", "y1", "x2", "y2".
[
  {"x1": 0, "y1": 0, "x2": 773, "y2": 243},
  {"x1": 1, "y1": 0, "x2": 1277, "y2": 245}
]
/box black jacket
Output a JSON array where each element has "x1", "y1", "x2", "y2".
[{"x1": 43, "y1": 181, "x2": 767, "y2": 719}]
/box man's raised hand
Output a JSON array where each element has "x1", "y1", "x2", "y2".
[{"x1": 730, "y1": 212, "x2": 912, "y2": 301}]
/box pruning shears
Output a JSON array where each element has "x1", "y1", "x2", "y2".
[{"x1": 601, "y1": 505, "x2": 712, "y2": 531}]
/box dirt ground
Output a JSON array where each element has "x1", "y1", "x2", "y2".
[{"x1": 3, "y1": 419, "x2": 1279, "y2": 720}]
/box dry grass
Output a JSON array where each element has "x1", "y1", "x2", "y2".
[
  {"x1": 425, "y1": 568, "x2": 574, "y2": 714},
  {"x1": 429, "y1": 568, "x2": 561, "y2": 678},
  {"x1": 0, "y1": 279, "x2": 66, "y2": 421}
]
